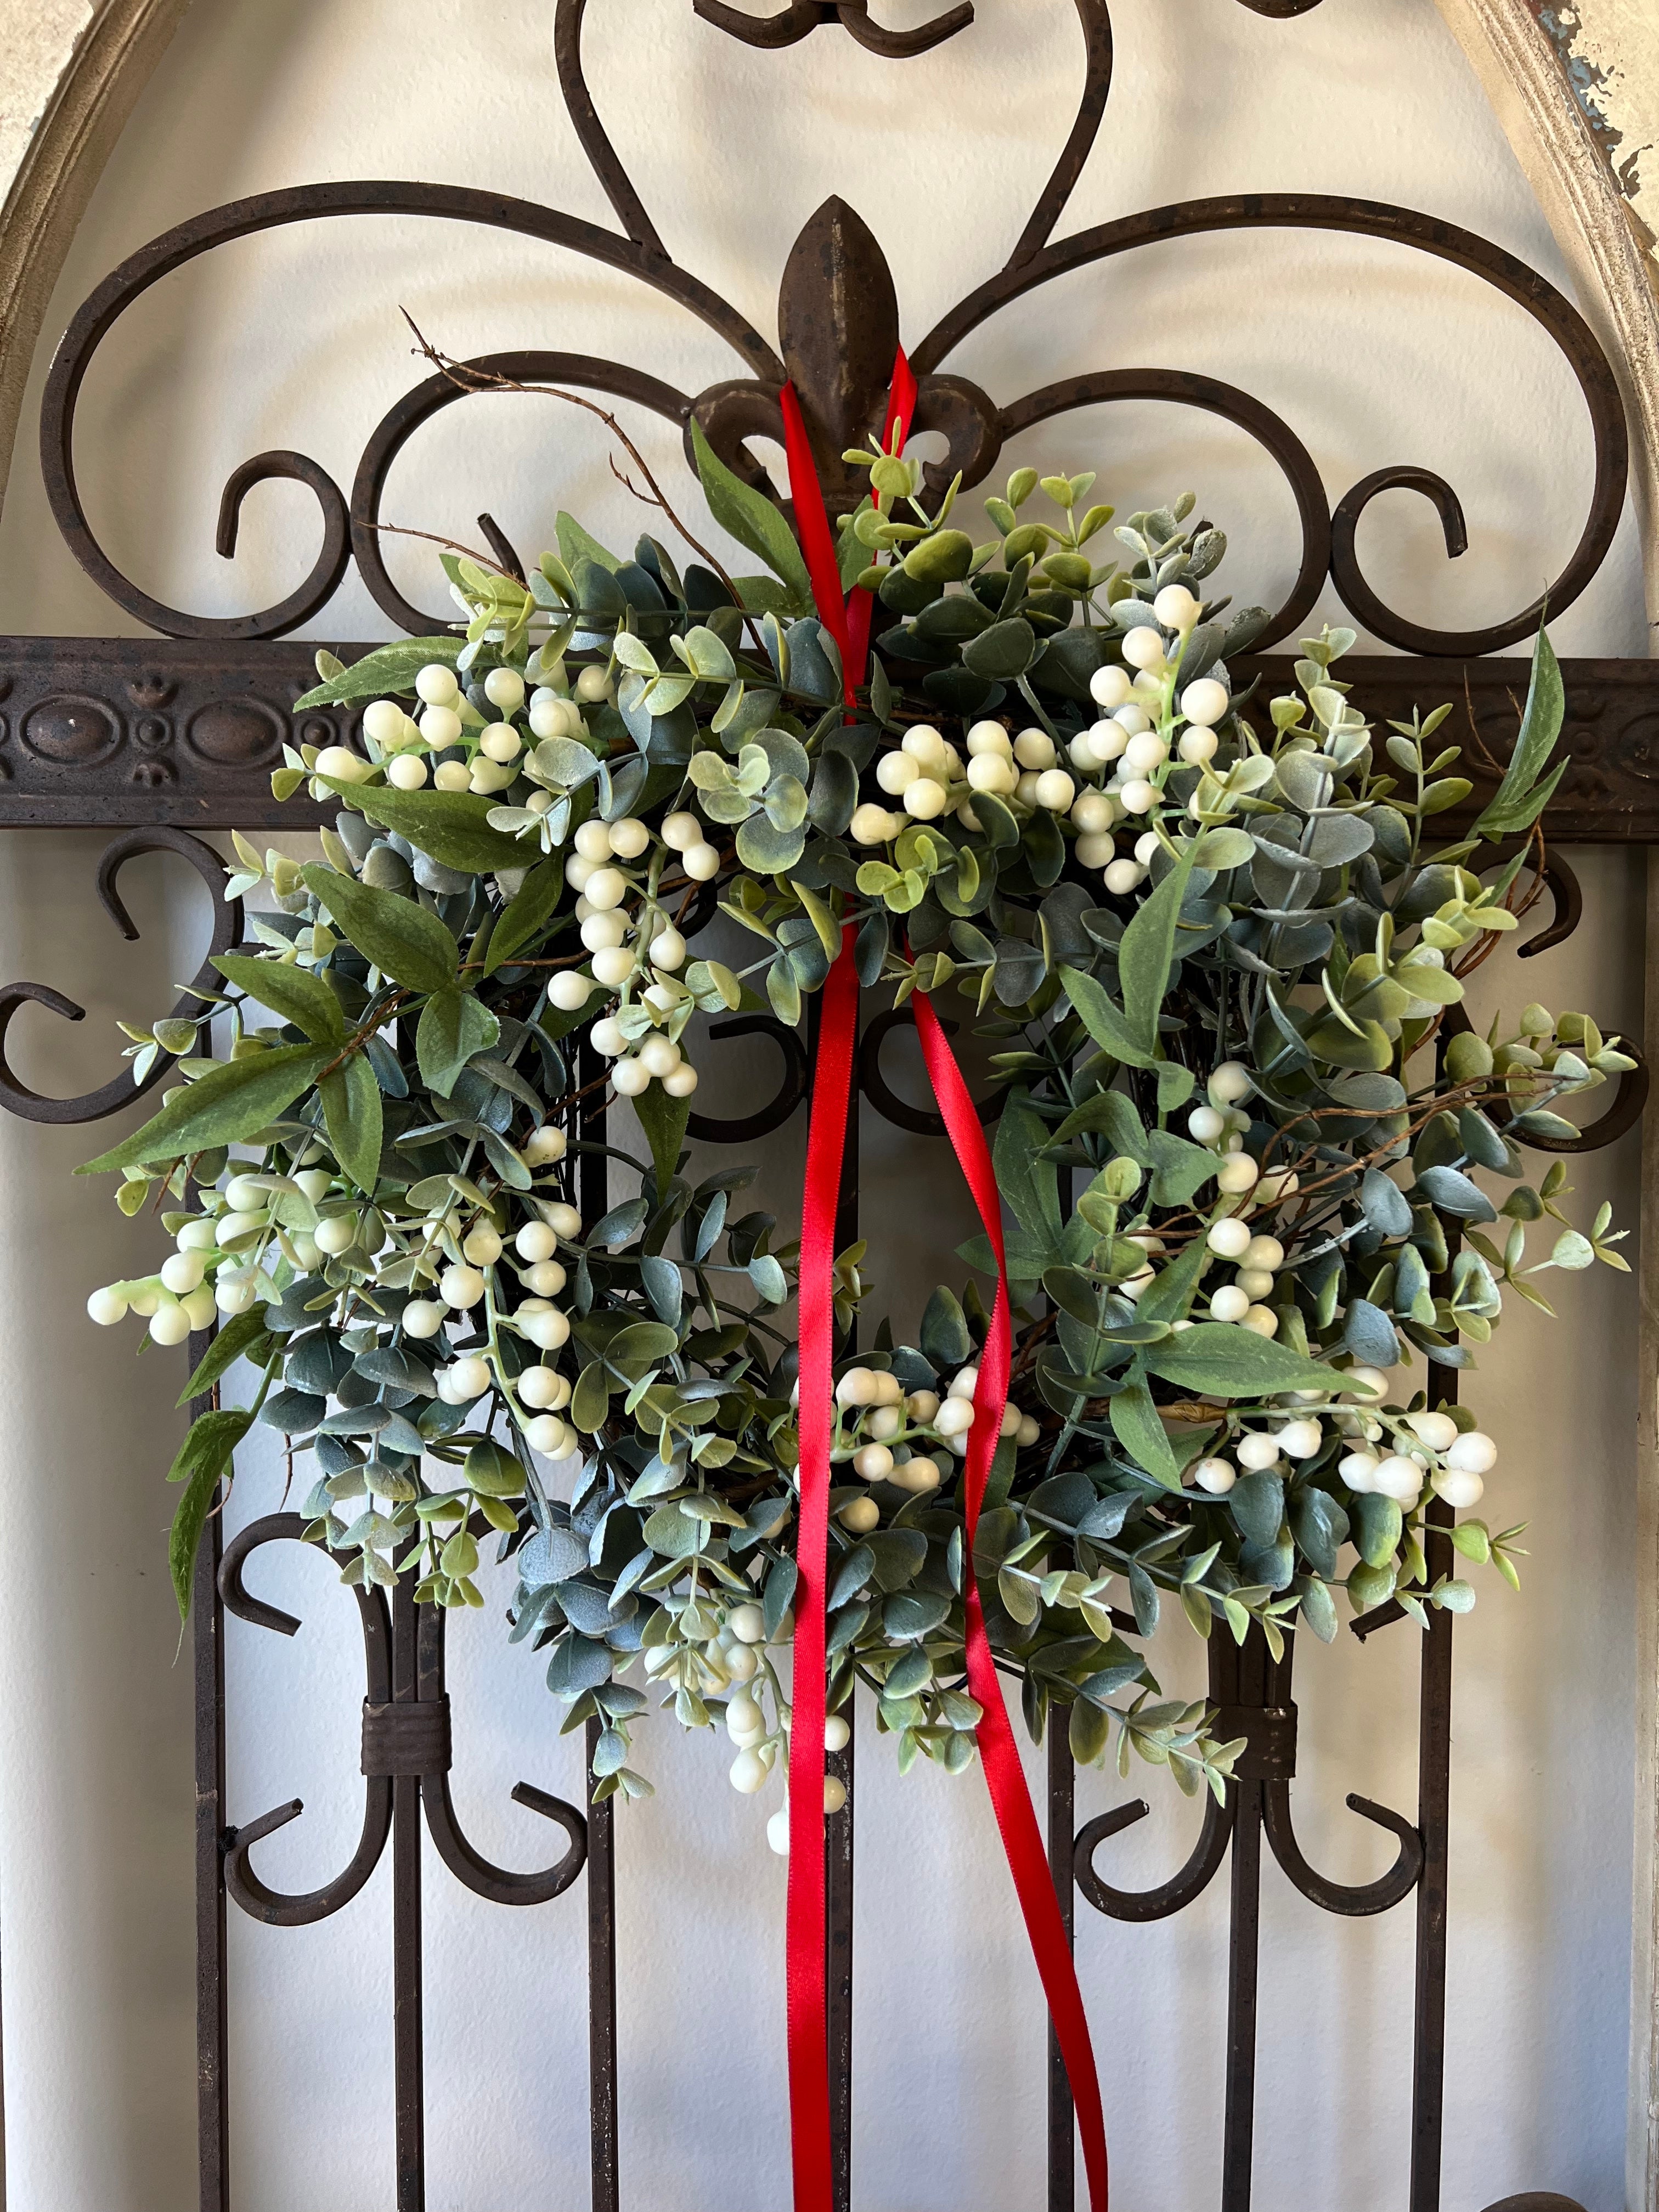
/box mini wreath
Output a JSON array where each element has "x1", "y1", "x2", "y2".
[{"x1": 82, "y1": 441, "x2": 1633, "y2": 1824}]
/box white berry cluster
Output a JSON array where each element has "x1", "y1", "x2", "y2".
[
  {"x1": 637, "y1": 1590, "x2": 848, "y2": 1837},
  {"x1": 845, "y1": 581, "x2": 1231, "y2": 892},
  {"x1": 1079, "y1": 583, "x2": 1231, "y2": 891},
  {"x1": 551, "y1": 809, "x2": 708, "y2": 1102},
  {"x1": 850, "y1": 718, "x2": 1080, "y2": 844},
  {"x1": 1192, "y1": 1383, "x2": 1497, "y2": 1514},
  {"x1": 87, "y1": 1121, "x2": 586, "y2": 1465},
  {"x1": 821, "y1": 1362, "x2": 1042, "y2": 1534},
  {"x1": 311, "y1": 660, "x2": 618, "y2": 799},
  {"x1": 316, "y1": 660, "x2": 718, "y2": 1110}
]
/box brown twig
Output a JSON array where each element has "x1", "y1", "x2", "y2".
[
  {"x1": 361, "y1": 520, "x2": 522, "y2": 586},
  {"x1": 399, "y1": 310, "x2": 752, "y2": 614}
]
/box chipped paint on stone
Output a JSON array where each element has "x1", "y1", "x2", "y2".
[{"x1": 1531, "y1": 3, "x2": 1645, "y2": 198}]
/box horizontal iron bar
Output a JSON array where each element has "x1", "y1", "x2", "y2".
[{"x1": 0, "y1": 639, "x2": 1655, "y2": 837}]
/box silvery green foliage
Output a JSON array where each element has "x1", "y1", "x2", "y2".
[{"x1": 79, "y1": 456, "x2": 1632, "y2": 1805}]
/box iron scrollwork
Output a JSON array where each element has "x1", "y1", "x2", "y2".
[
  {"x1": 1074, "y1": 1630, "x2": 1424, "y2": 1925},
  {"x1": 38, "y1": 0, "x2": 1625, "y2": 659},
  {"x1": 218, "y1": 1513, "x2": 586, "y2": 1926},
  {"x1": 0, "y1": 827, "x2": 238, "y2": 1123}
]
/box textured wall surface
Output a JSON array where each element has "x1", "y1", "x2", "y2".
[{"x1": 0, "y1": 3, "x2": 1650, "y2": 2209}]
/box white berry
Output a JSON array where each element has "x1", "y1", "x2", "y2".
[
  {"x1": 1181, "y1": 678, "x2": 1230, "y2": 727},
  {"x1": 1445, "y1": 1431, "x2": 1497, "y2": 1474},
  {"x1": 1404, "y1": 1410, "x2": 1459, "y2": 1453}
]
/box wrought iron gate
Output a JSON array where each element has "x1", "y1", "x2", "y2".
[{"x1": 0, "y1": 4, "x2": 1651, "y2": 2208}]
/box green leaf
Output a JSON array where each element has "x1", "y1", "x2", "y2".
[
  {"x1": 556, "y1": 511, "x2": 623, "y2": 574},
  {"x1": 167, "y1": 1409, "x2": 253, "y2": 1618},
  {"x1": 77, "y1": 1043, "x2": 331, "y2": 1173},
  {"x1": 920, "y1": 1284, "x2": 973, "y2": 1369},
  {"x1": 1051, "y1": 1089, "x2": 1148, "y2": 1159},
  {"x1": 177, "y1": 1308, "x2": 275, "y2": 1408},
  {"x1": 211, "y1": 953, "x2": 345, "y2": 1045},
  {"x1": 301, "y1": 866, "x2": 458, "y2": 995},
  {"x1": 961, "y1": 617, "x2": 1036, "y2": 680},
  {"x1": 1473, "y1": 624, "x2": 1565, "y2": 838},
  {"x1": 634, "y1": 1079, "x2": 693, "y2": 1196},
  {"x1": 1062, "y1": 967, "x2": 1153, "y2": 1069},
  {"x1": 1109, "y1": 1372, "x2": 1180, "y2": 1489},
  {"x1": 995, "y1": 1089, "x2": 1063, "y2": 1245},
  {"x1": 320, "y1": 1052, "x2": 383, "y2": 1193},
  {"x1": 572, "y1": 1361, "x2": 611, "y2": 1433},
  {"x1": 322, "y1": 782, "x2": 535, "y2": 876},
  {"x1": 1144, "y1": 1324, "x2": 1346, "y2": 1400},
  {"x1": 294, "y1": 638, "x2": 459, "y2": 709},
  {"x1": 1133, "y1": 1235, "x2": 1209, "y2": 1324},
  {"x1": 1350, "y1": 1491, "x2": 1402, "y2": 1570},
  {"x1": 465, "y1": 1438, "x2": 527, "y2": 1498},
  {"x1": 689, "y1": 418, "x2": 813, "y2": 608},
  {"x1": 1155, "y1": 1060, "x2": 1197, "y2": 1113},
  {"x1": 487, "y1": 856, "x2": 566, "y2": 972},
  {"x1": 791, "y1": 878, "x2": 842, "y2": 962},
  {"x1": 1144, "y1": 1130, "x2": 1218, "y2": 1209},
  {"x1": 1117, "y1": 847, "x2": 1197, "y2": 1054},
  {"x1": 416, "y1": 989, "x2": 501, "y2": 1096}
]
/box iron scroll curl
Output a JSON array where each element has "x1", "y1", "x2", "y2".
[
  {"x1": 0, "y1": 827, "x2": 240, "y2": 1125},
  {"x1": 218, "y1": 1514, "x2": 586, "y2": 1924}
]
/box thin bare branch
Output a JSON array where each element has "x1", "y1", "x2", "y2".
[
  {"x1": 399, "y1": 309, "x2": 747, "y2": 605},
  {"x1": 362, "y1": 518, "x2": 522, "y2": 585}
]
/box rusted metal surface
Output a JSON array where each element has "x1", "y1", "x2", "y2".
[{"x1": 4, "y1": 642, "x2": 1659, "y2": 842}]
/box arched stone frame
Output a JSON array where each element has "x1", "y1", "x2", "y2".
[{"x1": 3, "y1": 2, "x2": 1659, "y2": 2204}]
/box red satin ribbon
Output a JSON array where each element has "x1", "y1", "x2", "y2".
[
  {"x1": 787, "y1": 922, "x2": 859, "y2": 2212},
  {"x1": 781, "y1": 353, "x2": 1109, "y2": 2209},
  {"x1": 911, "y1": 996, "x2": 1110, "y2": 2212},
  {"x1": 778, "y1": 348, "x2": 917, "y2": 703}
]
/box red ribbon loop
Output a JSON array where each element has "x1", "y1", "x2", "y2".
[{"x1": 783, "y1": 351, "x2": 1107, "y2": 2212}]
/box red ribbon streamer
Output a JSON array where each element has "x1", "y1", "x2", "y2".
[
  {"x1": 911, "y1": 995, "x2": 1110, "y2": 2212},
  {"x1": 787, "y1": 922, "x2": 859, "y2": 2212},
  {"x1": 782, "y1": 352, "x2": 1108, "y2": 2211}
]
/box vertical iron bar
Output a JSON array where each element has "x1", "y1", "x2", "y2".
[
  {"x1": 191, "y1": 1326, "x2": 229, "y2": 2212},
  {"x1": 1047, "y1": 1159, "x2": 1079, "y2": 2212},
  {"x1": 1047, "y1": 1728, "x2": 1077, "y2": 2212},
  {"x1": 1409, "y1": 1223, "x2": 1458, "y2": 2212},
  {"x1": 1410, "y1": 1488, "x2": 1456, "y2": 2205},
  {"x1": 1221, "y1": 1633, "x2": 1265, "y2": 2212},
  {"x1": 585, "y1": 1718, "x2": 619, "y2": 2212},
  {"x1": 392, "y1": 1575, "x2": 424, "y2": 2212},
  {"x1": 578, "y1": 1041, "x2": 619, "y2": 2212}
]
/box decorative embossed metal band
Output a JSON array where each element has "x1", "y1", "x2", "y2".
[{"x1": 1, "y1": 637, "x2": 1655, "y2": 838}]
